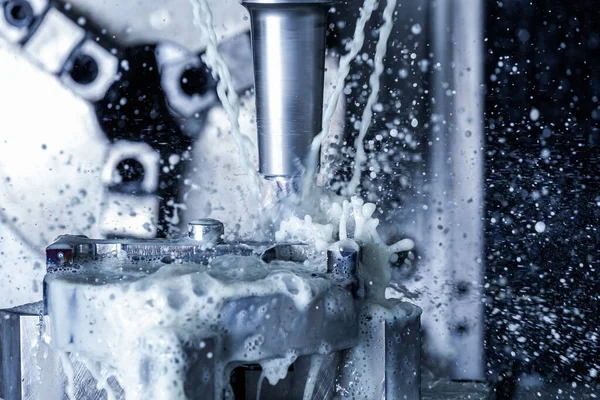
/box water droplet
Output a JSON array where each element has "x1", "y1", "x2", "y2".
[
  {"x1": 530, "y1": 108, "x2": 540, "y2": 121},
  {"x1": 411, "y1": 23, "x2": 422, "y2": 35},
  {"x1": 534, "y1": 221, "x2": 546, "y2": 233},
  {"x1": 540, "y1": 148, "x2": 550, "y2": 159}
]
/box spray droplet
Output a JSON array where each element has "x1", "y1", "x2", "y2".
[
  {"x1": 540, "y1": 148, "x2": 550, "y2": 159},
  {"x1": 465, "y1": 130, "x2": 472, "y2": 137},
  {"x1": 530, "y1": 108, "x2": 540, "y2": 121},
  {"x1": 168, "y1": 154, "x2": 181, "y2": 166},
  {"x1": 534, "y1": 221, "x2": 546, "y2": 233},
  {"x1": 411, "y1": 23, "x2": 422, "y2": 35}
]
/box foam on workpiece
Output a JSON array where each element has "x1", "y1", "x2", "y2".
[
  {"x1": 42, "y1": 196, "x2": 417, "y2": 399},
  {"x1": 45, "y1": 255, "x2": 336, "y2": 399}
]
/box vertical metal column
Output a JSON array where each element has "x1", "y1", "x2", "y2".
[
  {"x1": 449, "y1": 0, "x2": 485, "y2": 380},
  {"x1": 425, "y1": 0, "x2": 485, "y2": 380}
]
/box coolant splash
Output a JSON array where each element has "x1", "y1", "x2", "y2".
[
  {"x1": 277, "y1": 196, "x2": 414, "y2": 304},
  {"x1": 344, "y1": 0, "x2": 398, "y2": 196},
  {"x1": 189, "y1": 0, "x2": 264, "y2": 227},
  {"x1": 41, "y1": 0, "x2": 418, "y2": 397},
  {"x1": 301, "y1": 0, "x2": 379, "y2": 197}
]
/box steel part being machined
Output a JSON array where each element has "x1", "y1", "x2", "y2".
[
  {"x1": 0, "y1": 0, "x2": 492, "y2": 397},
  {"x1": 0, "y1": 303, "x2": 127, "y2": 400},
  {"x1": 0, "y1": 218, "x2": 423, "y2": 399},
  {"x1": 241, "y1": 0, "x2": 332, "y2": 180},
  {"x1": 188, "y1": 218, "x2": 225, "y2": 244}
]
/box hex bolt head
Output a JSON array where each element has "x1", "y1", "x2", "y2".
[{"x1": 188, "y1": 218, "x2": 224, "y2": 245}]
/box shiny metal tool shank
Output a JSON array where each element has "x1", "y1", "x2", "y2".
[{"x1": 241, "y1": 0, "x2": 332, "y2": 181}]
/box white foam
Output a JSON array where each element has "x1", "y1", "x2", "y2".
[
  {"x1": 45, "y1": 255, "x2": 337, "y2": 398},
  {"x1": 259, "y1": 350, "x2": 298, "y2": 386},
  {"x1": 276, "y1": 196, "x2": 414, "y2": 304}
]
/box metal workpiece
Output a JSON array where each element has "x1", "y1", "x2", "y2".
[
  {"x1": 44, "y1": 233, "x2": 314, "y2": 270},
  {"x1": 188, "y1": 218, "x2": 225, "y2": 244},
  {"x1": 241, "y1": 0, "x2": 333, "y2": 179},
  {"x1": 42, "y1": 234, "x2": 361, "y2": 400},
  {"x1": 0, "y1": 233, "x2": 424, "y2": 399},
  {"x1": 0, "y1": 303, "x2": 126, "y2": 400},
  {"x1": 337, "y1": 300, "x2": 422, "y2": 400},
  {"x1": 44, "y1": 255, "x2": 360, "y2": 363}
]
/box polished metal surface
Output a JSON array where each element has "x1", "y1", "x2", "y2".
[
  {"x1": 241, "y1": 0, "x2": 331, "y2": 179},
  {"x1": 422, "y1": 379, "x2": 494, "y2": 400},
  {"x1": 188, "y1": 218, "x2": 225, "y2": 244},
  {"x1": 337, "y1": 300, "x2": 422, "y2": 400}
]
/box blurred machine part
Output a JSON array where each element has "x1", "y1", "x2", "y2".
[{"x1": 0, "y1": 0, "x2": 256, "y2": 240}]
